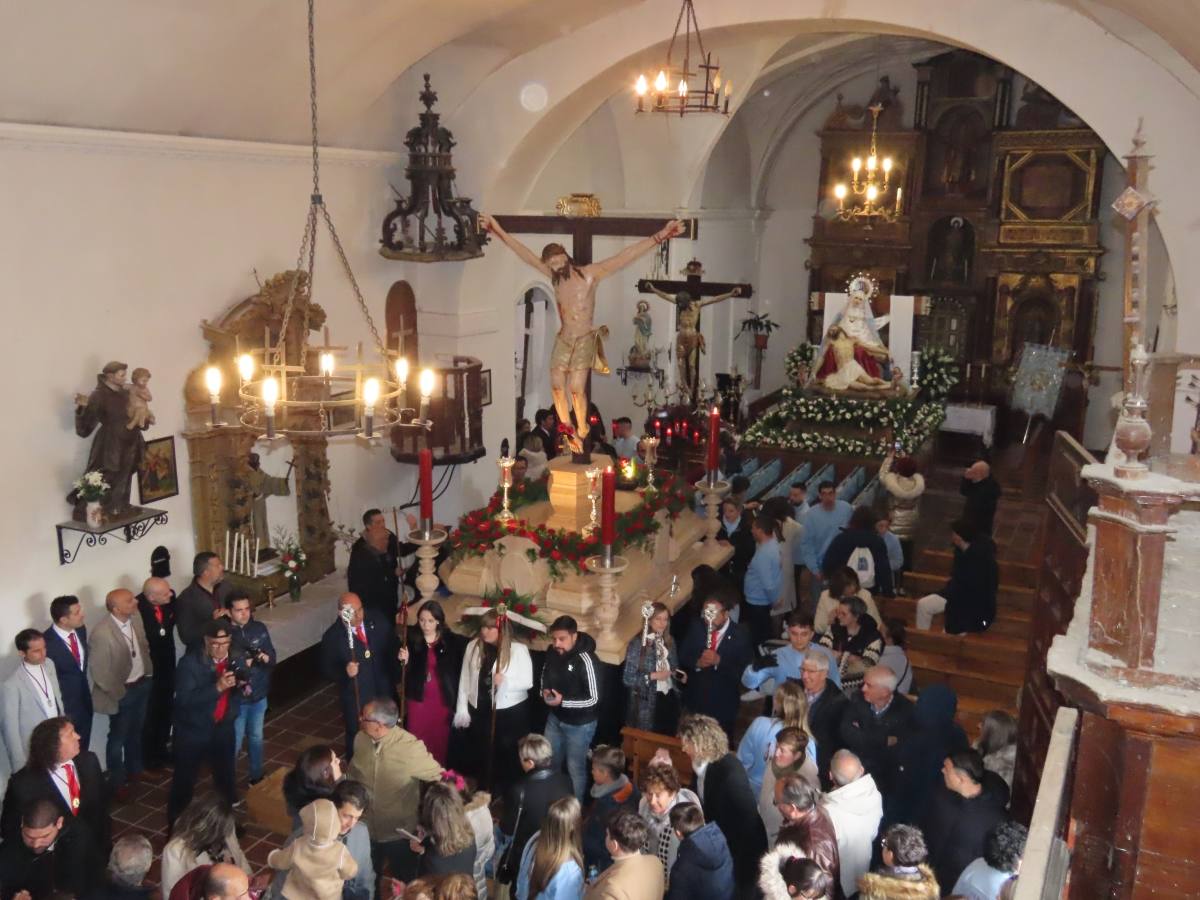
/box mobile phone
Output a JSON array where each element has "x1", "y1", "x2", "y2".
[{"x1": 396, "y1": 827, "x2": 422, "y2": 842}]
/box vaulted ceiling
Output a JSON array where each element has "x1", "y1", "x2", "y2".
[{"x1": 1, "y1": 0, "x2": 1196, "y2": 150}]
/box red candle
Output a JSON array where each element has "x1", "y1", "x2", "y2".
[
  {"x1": 654, "y1": 419, "x2": 662, "y2": 435},
  {"x1": 418, "y1": 448, "x2": 434, "y2": 521},
  {"x1": 601, "y1": 466, "x2": 616, "y2": 545},
  {"x1": 706, "y1": 406, "x2": 721, "y2": 474},
  {"x1": 611, "y1": 419, "x2": 618, "y2": 439}
]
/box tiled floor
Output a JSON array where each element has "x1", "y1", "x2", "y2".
[{"x1": 112, "y1": 683, "x2": 346, "y2": 887}]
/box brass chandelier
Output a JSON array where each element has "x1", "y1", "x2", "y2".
[
  {"x1": 633, "y1": 0, "x2": 730, "y2": 116},
  {"x1": 203, "y1": 0, "x2": 434, "y2": 444},
  {"x1": 832, "y1": 103, "x2": 900, "y2": 225}
]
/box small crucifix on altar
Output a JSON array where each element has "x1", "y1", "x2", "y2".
[{"x1": 637, "y1": 259, "x2": 754, "y2": 406}]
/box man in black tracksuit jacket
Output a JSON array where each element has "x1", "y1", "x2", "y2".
[{"x1": 540, "y1": 615, "x2": 601, "y2": 801}]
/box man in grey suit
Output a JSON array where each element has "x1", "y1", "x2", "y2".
[
  {"x1": 2, "y1": 630, "x2": 64, "y2": 775},
  {"x1": 91, "y1": 589, "x2": 153, "y2": 802}
]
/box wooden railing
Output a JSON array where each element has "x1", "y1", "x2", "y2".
[{"x1": 1013, "y1": 706, "x2": 1079, "y2": 900}]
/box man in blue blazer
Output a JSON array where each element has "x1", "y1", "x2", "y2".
[
  {"x1": 678, "y1": 597, "x2": 753, "y2": 737},
  {"x1": 319, "y1": 593, "x2": 396, "y2": 757},
  {"x1": 43, "y1": 596, "x2": 92, "y2": 750}
]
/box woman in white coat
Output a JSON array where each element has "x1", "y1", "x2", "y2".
[{"x1": 453, "y1": 609, "x2": 533, "y2": 794}]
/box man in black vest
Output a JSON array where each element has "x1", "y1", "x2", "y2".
[
  {"x1": 136, "y1": 576, "x2": 177, "y2": 772},
  {"x1": 347, "y1": 508, "x2": 414, "y2": 622}
]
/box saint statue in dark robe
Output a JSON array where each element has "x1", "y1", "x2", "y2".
[{"x1": 69, "y1": 361, "x2": 147, "y2": 518}]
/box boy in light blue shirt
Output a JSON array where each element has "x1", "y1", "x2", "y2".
[
  {"x1": 742, "y1": 611, "x2": 841, "y2": 697},
  {"x1": 799, "y1": 482, "x2": 853, "y2": 604},
  {"x1": 742, "y1": 514, "x2": 782, "y2": 649}
]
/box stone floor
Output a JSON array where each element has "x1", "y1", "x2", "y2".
[{"x1": 111, "y1": 683, "x2": 345, "y2": 887}]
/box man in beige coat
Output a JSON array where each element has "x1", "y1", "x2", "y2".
[
  {"x1": 90, "y1": 588, "x2": 153, "y2": 800},
  {"x1": 585, "y1": 811, "x2": 666, "y2": 900},
  {"x1": 347, "y1": 697, "x2": 442, "y2": 883}
]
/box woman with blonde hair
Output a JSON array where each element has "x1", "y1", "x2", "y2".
[
  {"x1": 736, "y1": 680, "x2": 817, "y2": 796},
  {"x1": 160, "y1": 799, "x2": 249, "y2": 896},
  {"x1": 453, "y1": 610, "x2": 533, "y2": 792},
  {"x1": 412, "y1": 781, "x2": 477, "y2": 878},
  {"x1": 622, "y1": 601, "x2": 680, "y2": 734},
  {"x1": 515, "y1": 795, "x2": 585, "y2": 899},
  {"x1": 676, "y1": 714, "x2": 767, "y2": 896}
]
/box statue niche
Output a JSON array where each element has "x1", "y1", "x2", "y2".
[{"x1": 926, "y1": 216, "x2": 975, "y2": 285}]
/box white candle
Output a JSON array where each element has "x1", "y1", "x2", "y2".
[
  {"x1": 225, "y1": 530, "x2": 230, "y2": 566},
  {"x1": 253, "y1": 539, "x2": 260, "y2": 575}
]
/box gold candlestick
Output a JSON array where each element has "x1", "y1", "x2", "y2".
[
  {"x1": 582, "y1": 466, "x2": 602, "y2": 538},
  {"x1": 496, "y1": 455, "x2": 516, "y2": 523}
]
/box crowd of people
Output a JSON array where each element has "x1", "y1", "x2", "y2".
[{"x1": 0, "y1": 438, "x2": 1020, "y2": 898}]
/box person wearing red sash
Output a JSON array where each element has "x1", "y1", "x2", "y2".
[
  {"x1": 167, "y1": 620, "x2": 240, "y2": 829},
  {"x1": 0, "y1": 715, "x2": 108, "y2": 855}
]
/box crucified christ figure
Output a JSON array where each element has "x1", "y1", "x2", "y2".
[{"x1": 482, "y1": 214, "x2": 686, "y2": 453}]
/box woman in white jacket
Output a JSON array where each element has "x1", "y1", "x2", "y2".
[
  {"x1": 879, "y1": 452, "x2": 925, "y2": 578},
  {"x1": 454, "y1": 609, "x2": 533, "y2": 793}
]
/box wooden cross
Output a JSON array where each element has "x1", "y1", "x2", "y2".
[{"x1": 492, "y1": 214, "x2": 698, "y2": 265}]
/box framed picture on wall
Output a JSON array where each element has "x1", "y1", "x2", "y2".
[
  {"x1": 480, "y1": 369, "x2": 493, "y2": 407},
  {"x1": 138, "y1": 436, "x2": 180, "y2": 503}
]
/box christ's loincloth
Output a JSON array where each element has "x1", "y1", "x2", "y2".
[{"x1": 551, "y1": 327, "x2": 610, "y2": 375}]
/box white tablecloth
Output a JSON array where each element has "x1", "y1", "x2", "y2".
[
  {"x1": 940, "y1": 403, "x2": 997, "y2": 447},
  {"x1": 255, "y1": 570, "x2": 347, "y2": 661}
]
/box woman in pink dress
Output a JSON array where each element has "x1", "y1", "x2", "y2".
[{"x1": 399, "y1": 600, "x2": 465, "y2": 765}]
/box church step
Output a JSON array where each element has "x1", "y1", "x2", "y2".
[
  {"x1": 905, "y1": 628, "x2": 1029, "y2": 667},
  {"x1": 901, "y1": 571, "x2": 1036, "y2": 613},
  {"x1": 915, "y1": 549, "x2": 1039, "y2": 588},
  {"x1": 907, "y1": 647, "x2": 1025, "y2": 700},
  {"x1": 878, "y1": 596, "x2": 1031, "y2": 640}
]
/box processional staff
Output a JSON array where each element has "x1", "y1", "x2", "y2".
[{"x1": 341, "y1": 605, "x2": 362, "y2": 720}]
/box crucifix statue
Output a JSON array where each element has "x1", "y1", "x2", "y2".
[
  {"x1": 637, "y1": 259, "x2": 754, "y2": 406},
  {"x1": 484, "y1": 212, "x2": 687, "y2": 453}
]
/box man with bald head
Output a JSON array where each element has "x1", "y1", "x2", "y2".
[
  {"x1": 319, "y1": 593, "x2": 396, "y2": 756},
  {"x1": 204, "y1": 862, "x2": 251, "y2": 900},
  {"x1": 960, "y1": 458, "x2": 1000, "y2": 535},
  {"x1": 90, "y1": 588, "x2": 153, "y2": 802},
  {"x1": 136, "y1": 575, "x2": 176, "y2": 772}
]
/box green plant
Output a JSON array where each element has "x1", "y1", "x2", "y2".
[{"x1": 736, "y1": 313, "x2": 780, "y2": 339}]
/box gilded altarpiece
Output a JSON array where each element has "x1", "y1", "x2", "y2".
[{"x1": 181, "y1": 272, "x2": 337, "y2": 602}]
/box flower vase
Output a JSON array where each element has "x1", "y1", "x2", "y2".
[
  {"x1": 85, "y1": 502, "x2": 104, "y2": 528},
  {"x1": 289, "y1": 580, "x2": 302, "y2": 602}
]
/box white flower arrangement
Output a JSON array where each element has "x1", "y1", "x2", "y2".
[{"x1": 72, "y1": 470, "x2": 110, "y2": 502}]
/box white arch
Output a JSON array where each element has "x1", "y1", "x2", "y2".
[{"x1": 444, "y1": 0, "x2": 1199, "y2": 347}]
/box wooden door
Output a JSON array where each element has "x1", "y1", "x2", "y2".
[{"x1": 385, "y1": 281, "x2": 420, "y2": 363}]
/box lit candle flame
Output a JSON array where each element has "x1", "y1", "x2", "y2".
[
  {"x1": 678, "y1": 78, "x2": 688, "y2": 98},
  {"x1": 204, "y1": 366, "x2": 222, "y2": 399},
  {"x1": 237, "y1": 354, "x2": 254, "y2": 382},
  {"x1": 882, "y1": 157, "x2": 893, "y2": 174},
  {"x1": 635, "y1": 74, "x2": 648, "y2": 97},
  {"x1": 261, "y1": 377, "x2": 279, "y2": 408},
  {"x1": 363, "y1": 377, "x2": 380, "y2": 409},
  {"x1": 395, "y1": 357, "x2": 409, "y2": 386},
  {"x1": 419, "y1": 368, "x2": 436, "y2": 399},
  {"x1": 319, "y1": 353, "x2": 334, "y2": 377},
  {"x1": 867, "y1": 154, "x2": 877, "y2": 172},
  {"x1": 851, "y1": 157, "x2": 862, "y2": 173},
  {"x1": 654, "y1": 70, "x2": 668, "y2": 93}
]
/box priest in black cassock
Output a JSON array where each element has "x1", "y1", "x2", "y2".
[{"x1": 319, "y1": 593, "x2": 396, "y2": 757}]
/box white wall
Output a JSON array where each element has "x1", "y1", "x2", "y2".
[{"x1": 0, "y1": 124, "x2": 467, "y2": 658}]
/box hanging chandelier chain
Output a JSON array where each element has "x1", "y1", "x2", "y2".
[
  {"x1": 321, "y1": 203, "x2": 388, "y2": 360},
  {"x1": 307, "y1": 0, "x2": 320, "y2": 197},
  {"x1": 274, "y1": 208, "x2": 317, "y2": 368}
]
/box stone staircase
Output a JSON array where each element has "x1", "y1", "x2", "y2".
[{"x1": 879, "y1": 545, "x2": 1038, "y2": 736}]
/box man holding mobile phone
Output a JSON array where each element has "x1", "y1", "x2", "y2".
[{"x1": 541, "y1": 616, "x2": 601, "y2": 802}]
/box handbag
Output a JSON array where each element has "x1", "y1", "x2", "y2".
[{"x1": 496, "y1": 785, "x2": 526, "y2": 885}]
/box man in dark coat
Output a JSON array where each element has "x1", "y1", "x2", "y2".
[
  {"x1": 838, "y1": 665, "x2": 915, "y2": 803},
  {"x1": 915, "y1": 518, "x2": 999, "y2": 634},
  {"x1": 43, "y1": 595, "x2": 93, "y2": 750},
  {"x1": 0, "y1": 797, "x2": 103, "y2": 898},
  {"x1": 920, "y1": 749, "x2": 1009, "y2": 894},
  {"x1": 175, "y1": 551, "x2": 231, "y2": 651},
  {"x1": 960, "y1": 459, "x2": 1001, "y2": 535},
  {"x1": 795, "y1": 649, "x2": 848, "y2": 790},
  {"x1": 168, "y1": 620, "x2": 240, "y2": 828},
  {"x1": 681, "y1": 716, "x2": 767, "y2": 899},
  {"x1": 888, "y1": 684, "x2": 969, "y2": 825},
  {"x1": 821, "y1": 503, "x2": 895, "y2": 597},
  {"x1": 678, "y1": 598, "x2": 753, "y2": 736},
  {"x1": 1, "y1": 716, "x2": 107, "y2": 853},
  {"x1": 664, "y1": 802, "x2": 734, "y2": 900},
  {"x1": 498, "y1": 734, "x2": 573, "y2": 885},
  {"x1": 319, "y1": 593, "x2": 396, "y2": 757},
  {"x1": 136, "y1": 576, "x2": 177, "y2": 771},
  {"x1": 347, "y1": 508, "x2": 413, "y2": 621},
  {"x1": 773, "y1": 774, "x2": 843, "y2": 899},
  {"x1": 532, "y1": 408, "x2": 559, "y2": 460}
]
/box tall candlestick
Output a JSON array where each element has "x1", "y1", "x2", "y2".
[
  {"x1": 706, "y1": 406, "x2": 721, "y2": 479},
  {"x1": 418, "y1": 448, "x2": 434, "y2": 526},
  {"x1": 601, "y1": 466, "x2": 616, "y2": 547}
]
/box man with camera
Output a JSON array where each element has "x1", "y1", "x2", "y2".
[
  {"x1": 168, "y1": 620, "x2": 240, "y2": 828},
  {"x1": 226, "y1": 592, "x2": 276, "y2": 789}
]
